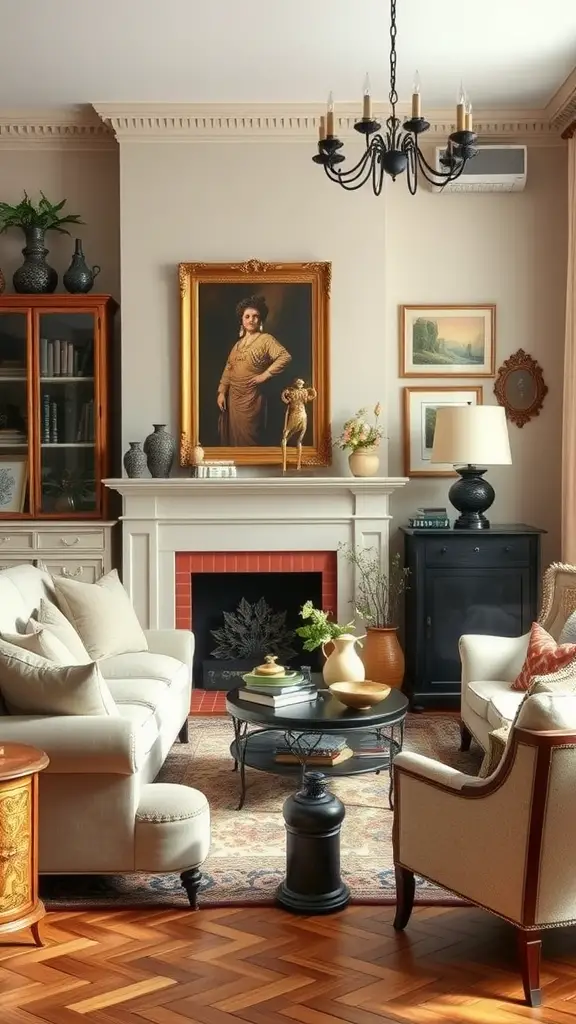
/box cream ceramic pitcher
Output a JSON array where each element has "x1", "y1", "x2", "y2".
[{"x1": 321, "y1": 633, "x2": 366, "y2": 685}]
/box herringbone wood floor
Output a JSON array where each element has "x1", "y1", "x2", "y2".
[{"x1": 1, "y1": 906, "x2": 576, "y2": 1022}]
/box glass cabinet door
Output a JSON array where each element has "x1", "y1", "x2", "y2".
[
  {"x1": 0, "y1": 312, "x2": 30, "y2": 514},
  {"x1": 38, "y1": 312, "x2": 98, "y2": 515}
]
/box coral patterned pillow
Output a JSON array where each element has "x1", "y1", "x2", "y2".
[{"x1": 511, "y1": 622, "x2": 576, "y2": 691}]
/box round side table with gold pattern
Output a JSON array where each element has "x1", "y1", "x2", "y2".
[{"x1": 0, "y1": 743, "x2": 49, "y2": 945}]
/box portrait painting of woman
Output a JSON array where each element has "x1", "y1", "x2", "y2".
[{"x1": 179, "y1": 260, "x2": 331, "y2": 466}]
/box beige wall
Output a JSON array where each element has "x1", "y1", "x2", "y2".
[
  {"x1": 116, "y1": 138, "x2": 566, "y2": 565},
  {"x1": 0, "y1": 147, "x2": 120, "y2": 299}
]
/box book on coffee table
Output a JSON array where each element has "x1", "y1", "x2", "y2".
[
  {"x1": 238, "y1": 686, "x2": 317, "y2": 707},
  {"x1": 274, "y1": 746, "x2": 354, "y2": 766}
]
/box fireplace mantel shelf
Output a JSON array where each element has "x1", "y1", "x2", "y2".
[{"x1": 104, "y1": 476, "x2": 408, "y2": 497}]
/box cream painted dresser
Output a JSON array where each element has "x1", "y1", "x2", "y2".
[{"x1": 0, "y1": 521, "x2": 115, "y2": 582}]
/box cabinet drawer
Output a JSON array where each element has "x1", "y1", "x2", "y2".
[
  {"x1": 0, "y1": 532, "x2": 33, "y2": 551},
  {"x1": 39, "y1": 559, "x2": 103, "y2": 584},
  {"x1": 425, "y1": 537, "x2": 531, "y2": 568},
  {"x1": 36, "y1": 530, "x2": 105, "y2": 552}
]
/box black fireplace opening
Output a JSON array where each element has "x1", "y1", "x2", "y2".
[{"x1": 191, "y1": 571, "x2": 323, "y2": 689}]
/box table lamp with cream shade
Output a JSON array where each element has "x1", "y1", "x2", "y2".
[{"x1": 431, "y1": 404, "x2": 512, "y2": 530}]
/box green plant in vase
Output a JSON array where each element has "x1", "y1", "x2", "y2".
[
  {"x1": 296, "y1": 601, "x2": 366, "y2": 685},
  {"x1": 42, "y1": 468, "x2": 94, "y2": 513},
  {"x1": 0, "y1": 191, "x2": 83, "y2": 294}
]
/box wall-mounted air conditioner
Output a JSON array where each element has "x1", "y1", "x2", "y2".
[{"x1": 433, "y1": 144, "x2": 527, "y2": 193}]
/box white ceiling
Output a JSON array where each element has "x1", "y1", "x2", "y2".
[{"x1": 0, "y1": 0, "x2": 575, "y2": 110}]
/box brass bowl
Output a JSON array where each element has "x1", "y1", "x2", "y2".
[{"x1": 328, "y1": 680, "x2": 391, "y2": 710}]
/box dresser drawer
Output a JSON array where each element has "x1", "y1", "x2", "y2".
[
  {"x1": 0, "y1": 532, "x2": 33, "y2": 551},
  {"x1": 39, "y1": 559, "x2": 103, "y2": 584},
  {"x1": 36, "y1": 530, "x2": 105, "y2": 552},
  {"x1": 425, "y1": 536, "x2": 531, "y2": 568}
]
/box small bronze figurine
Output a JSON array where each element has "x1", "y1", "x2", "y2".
[{"x1": 281, "y1": 378, "x2": 317, "y2": 472}]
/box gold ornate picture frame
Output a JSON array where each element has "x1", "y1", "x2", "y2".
[{"x1": 179, "y1": 259, "x2": 331, "y2": 466}]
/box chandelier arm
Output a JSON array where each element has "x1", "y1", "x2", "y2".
[
  {"x1": 405, "y1": 141, "x2": 418, "y2": 196},
  {"x1": 324, "y1": 154, "x2": 377, "y2": 191},
  {"x1": 323, "y1": 140, "x2": 378, "y2": 184},
  {"x1": 414, "y1": 147, "x2": 468, "y2": 188}
]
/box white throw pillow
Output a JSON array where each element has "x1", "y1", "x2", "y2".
[
  {"x1": 52, "y1": 569, "x2": 148, "y2": 660},
  {"x1": 559, "y1": 610, "x2": 576, "y2": 646},
  {"x1": 33, "y1": 599, "x2": 92, "y2": 663},
  {"x1": 3, "y1": 623, "x2": 80, "y2": 665},
  {"x1": 0, "y1": 638, "x2": 118, "y2": 716}
]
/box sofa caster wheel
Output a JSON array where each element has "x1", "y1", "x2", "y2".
[{"x1": 181, "y1": 867, "x2": 202, "y2": 909}]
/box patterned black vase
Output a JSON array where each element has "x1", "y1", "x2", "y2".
[
  {"x1": 123, "y1": 442, "x2": 148, "y2": 478},
  {"x1": 143, "y1": 424, "x2": 176, "y2": 478},
  {"x1": 63, "y1": 238, "x2": 101, "y2": 294},
  {"x1": 13, "y1": 227, "x2": 58, "y2": 294}
]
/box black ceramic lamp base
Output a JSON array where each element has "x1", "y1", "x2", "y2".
[{"x1": 448, "y1": 465, "x2": 495, "y2": 530}]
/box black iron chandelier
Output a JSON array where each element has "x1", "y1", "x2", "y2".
[{"x1": 313, "y1": 0, "x2": 478, "y2": 195}]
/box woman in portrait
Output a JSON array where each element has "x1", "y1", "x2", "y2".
[{"x1": 217, "y1": 295, "x2": 292, "y2": 446}]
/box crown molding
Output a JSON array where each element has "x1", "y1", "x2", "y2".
[
  {"x1": 93, "y1": 102, "x2": 563, "y2": 147},
  {"x1": 546, "y1": 68, "x2": 576, "y2": 133},
  {"x1": 0, "y1": 107, "x2": 115, "y2": 149}
]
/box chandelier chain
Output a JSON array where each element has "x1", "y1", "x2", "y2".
[{"x1": 389, "y1": 0, "x2": 398, "y2": 113}]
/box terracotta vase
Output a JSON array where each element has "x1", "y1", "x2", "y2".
[
  {"x1": 348, "y1": 447, "x2": 380, "y2": 477},
  {"x1": 362, "y1": 627, "x2": 405, "y2": 689},
  {"x1": 321, "y1": 633, "x2": 365, "y2": 685}
]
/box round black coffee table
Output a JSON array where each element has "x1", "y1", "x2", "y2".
[{"x1": 226, "y1": 686, "x2": 409, "y2": 810}]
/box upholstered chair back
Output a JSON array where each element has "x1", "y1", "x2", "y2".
[
  {"x1": 538, "y1": 563, "x2": 576, "y2": 640},
  {"x1": 506, "y1": 691, "x2": 576, "y2": 927}
]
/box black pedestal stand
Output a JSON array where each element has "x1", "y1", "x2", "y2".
[{"x1": 276, "y1": 771, "x2": 350, "y2": 914}]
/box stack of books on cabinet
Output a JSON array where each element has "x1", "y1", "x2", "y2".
[
  {"x1": 408, "y1": 506, "x2": 451, "y2": 529},
  {"x1": 41, "y1": 395, "x2": 94, "y2": 444},
  {"x1": 40, "y1": 338, "x2": 91, "y2": 378}
]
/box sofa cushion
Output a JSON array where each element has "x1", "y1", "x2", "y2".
[
  {"x1": 511, "y1": 621, "x2": 576, "y2": 691},
  {"x1": 33, "y1": 599, "x2": 91, "y2": 663},
  {"x1": 115, "y1": 702, "x2": 159, "y2": 757},
  {"x1": 559, "y1": 610, "x2": 576, "y2": 645},
  {"x1": 486, "y1": 688, "x2": 525, "y2": 730},
  {"x1": 99, "y1": 652, "x2": 187, "y2": 688},
  {"x1": 466, "y1": 679, "x2": 514, "y2": 720},
  {"x1": 53, "y1": 569, "x2": 148, "y2": 660},
  {"x1": 516, "y1": 691, "x2": 576, "y2": 732},
  {"x1": 2, "y1": 623, "x2": 80, "y2": 665},
  {"x1": 0, "y1": 638, "x2": 118, "y2": 716}
]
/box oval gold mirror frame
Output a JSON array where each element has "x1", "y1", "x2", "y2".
[{"x1": 493, "y1": 348, "x2": 548, "y2": 428}]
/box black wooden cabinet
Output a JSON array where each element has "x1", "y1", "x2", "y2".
[{"x1": 401, "y1": 525, "x2": 543, "y2": 709}]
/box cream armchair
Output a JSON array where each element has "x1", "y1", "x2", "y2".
[
  {"x1": 393, "y1": 687, "x2": 576, "y2": 1007},
  {"x1": 459, "y1": 562, "x2": 576, "y2": 754}
]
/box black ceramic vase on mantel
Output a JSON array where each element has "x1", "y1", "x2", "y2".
[
  {"x1": 13, "y1": 226, "x2": 58, "y2": 294},
  {"x1": 143, "y1": 424, "x2": 176, "y2": 478},
  {"x1": 63, "y1": 238, "x2": 101, "y2": 294}
]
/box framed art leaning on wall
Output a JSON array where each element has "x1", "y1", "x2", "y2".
[
  {"x1": 403, "y1": 386, "x2": 483, "y2": 477},
  {"x1": 179, "y1": 259, "x2": 331, "y2": 466},
  {"x1": 400, "y1": 305, "x2": 495, "y2": 377}
]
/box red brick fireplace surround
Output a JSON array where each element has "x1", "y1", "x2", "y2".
[{"x1": 175, "y1": 551, "x2": 337, "y2": 631}]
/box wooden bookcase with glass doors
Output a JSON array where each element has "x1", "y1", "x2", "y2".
[{"x1": 0, "y1": 294, "x2": 117, "y2": 519}]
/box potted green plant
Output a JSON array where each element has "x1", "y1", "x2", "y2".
[
  {"x1": 0, "y1": 191, "x2": 83, "y2": 294},
  {"x1": 339, "y1": 547, "x2": 410, "y2": 688},
  {"x1": 296, "y1": 601, "x2": 365, "y2": 684},
  {"x1": 42, "y1": 468, "x2": 94, "y2": 513}
]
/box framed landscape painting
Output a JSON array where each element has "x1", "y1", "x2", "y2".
[
  {"x1": 403, "y1": 386, "x2": 483, "y2": 477},
  {"x1": 179, "y1": 259, "x2": 331, "y2": 466},
  {"x1": 400, "y1": 305, "x2": 495, "y2": 377}
]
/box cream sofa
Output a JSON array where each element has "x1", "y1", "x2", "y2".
[
  {"x1": 459, "y1": 562, "x2": 576, "y2": 754},
  {"x1": 0, "y1": 565, "x2": 210, "y2": 907}
]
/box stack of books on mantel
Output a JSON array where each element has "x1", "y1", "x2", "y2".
[
  {"x1": 239, "y1": 662, "x2": 317, "y2": 709},
  {"x1": 274, "y1": 734, "x2": 353, "y2": 766},
  {"x1": 409, "y1": 506, "x2": 451, "y2": 529}
]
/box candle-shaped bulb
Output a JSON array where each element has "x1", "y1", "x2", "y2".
[
  {"x1": 326, "y1": 91, "x2": 335, "y2": 136},
  {"x1": 318, "y1": 114, "x2": 326, "y2": 141},
  {"x1": 362, "y1": 73, "x2": 371, "y2": 119},
  {"x1": 465, "y1": 101, "x2": 473, "y2": 131},
  {"x1": 411, "y1": 69, "x2": 422, "y2": 118},
  {"x1": 456, "y1": 81, "x2": 465, "y2": 132}
]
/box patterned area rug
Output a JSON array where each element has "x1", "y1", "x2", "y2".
[{"x1": 41, "y1": 713, "x2": 481, "y2": 910}]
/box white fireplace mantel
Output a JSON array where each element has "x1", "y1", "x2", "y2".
[{"x1": 104, "y1": 477, "x2": 409, "y2": 629}]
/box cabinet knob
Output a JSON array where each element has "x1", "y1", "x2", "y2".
[
  {"x1": 426, "y1": 615, "x2": 432, "y2": 639},
  {"x1": 474, "y1": 546, "x2": 480, "y2": 553},
  {"x1": 505, "y1": 545, "x2": 511, "y2": 553},
  {"x1": 61, "y1": 536, "x2": 80, "y2": 547},
  {"x1": 441, "y1": 546, "x2": 447, "y2": 554}
]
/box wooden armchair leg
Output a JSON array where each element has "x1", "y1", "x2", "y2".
[
  {"x1": 459, "y1": 722, "x2": 472, "y2": 752},
  {"x1": 393, "y1": 866, "x2": 415, "y2": 931},
  {"x1": 516, "y1": 928, "x2": 542, "y2": 1007}
]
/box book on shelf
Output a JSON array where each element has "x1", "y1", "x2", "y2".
[
  {"x1": 194, "y1": 464, "x2": 237, "y2": 478},
  {"x1": 239, "y1": 686, "x2": 317, "y2": 707},
  {"x1": 416, "y1": 506, "x2": 448, "y2": 516},
  {"x1": 350, "y1": 744, "x2": 389, "y2": 758},
  {"x1": 408, "y1": 517, "x2": 450, "y2": 529},
  {"x1": 40, "y1": 339, "x2": 92, "y2": 379},
  {"x1": 274, "y1": 746, "x2": 354, "y2": 766},
  {"x1": 274, "y1": 733, "x2": 348, "y2": 755}
]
